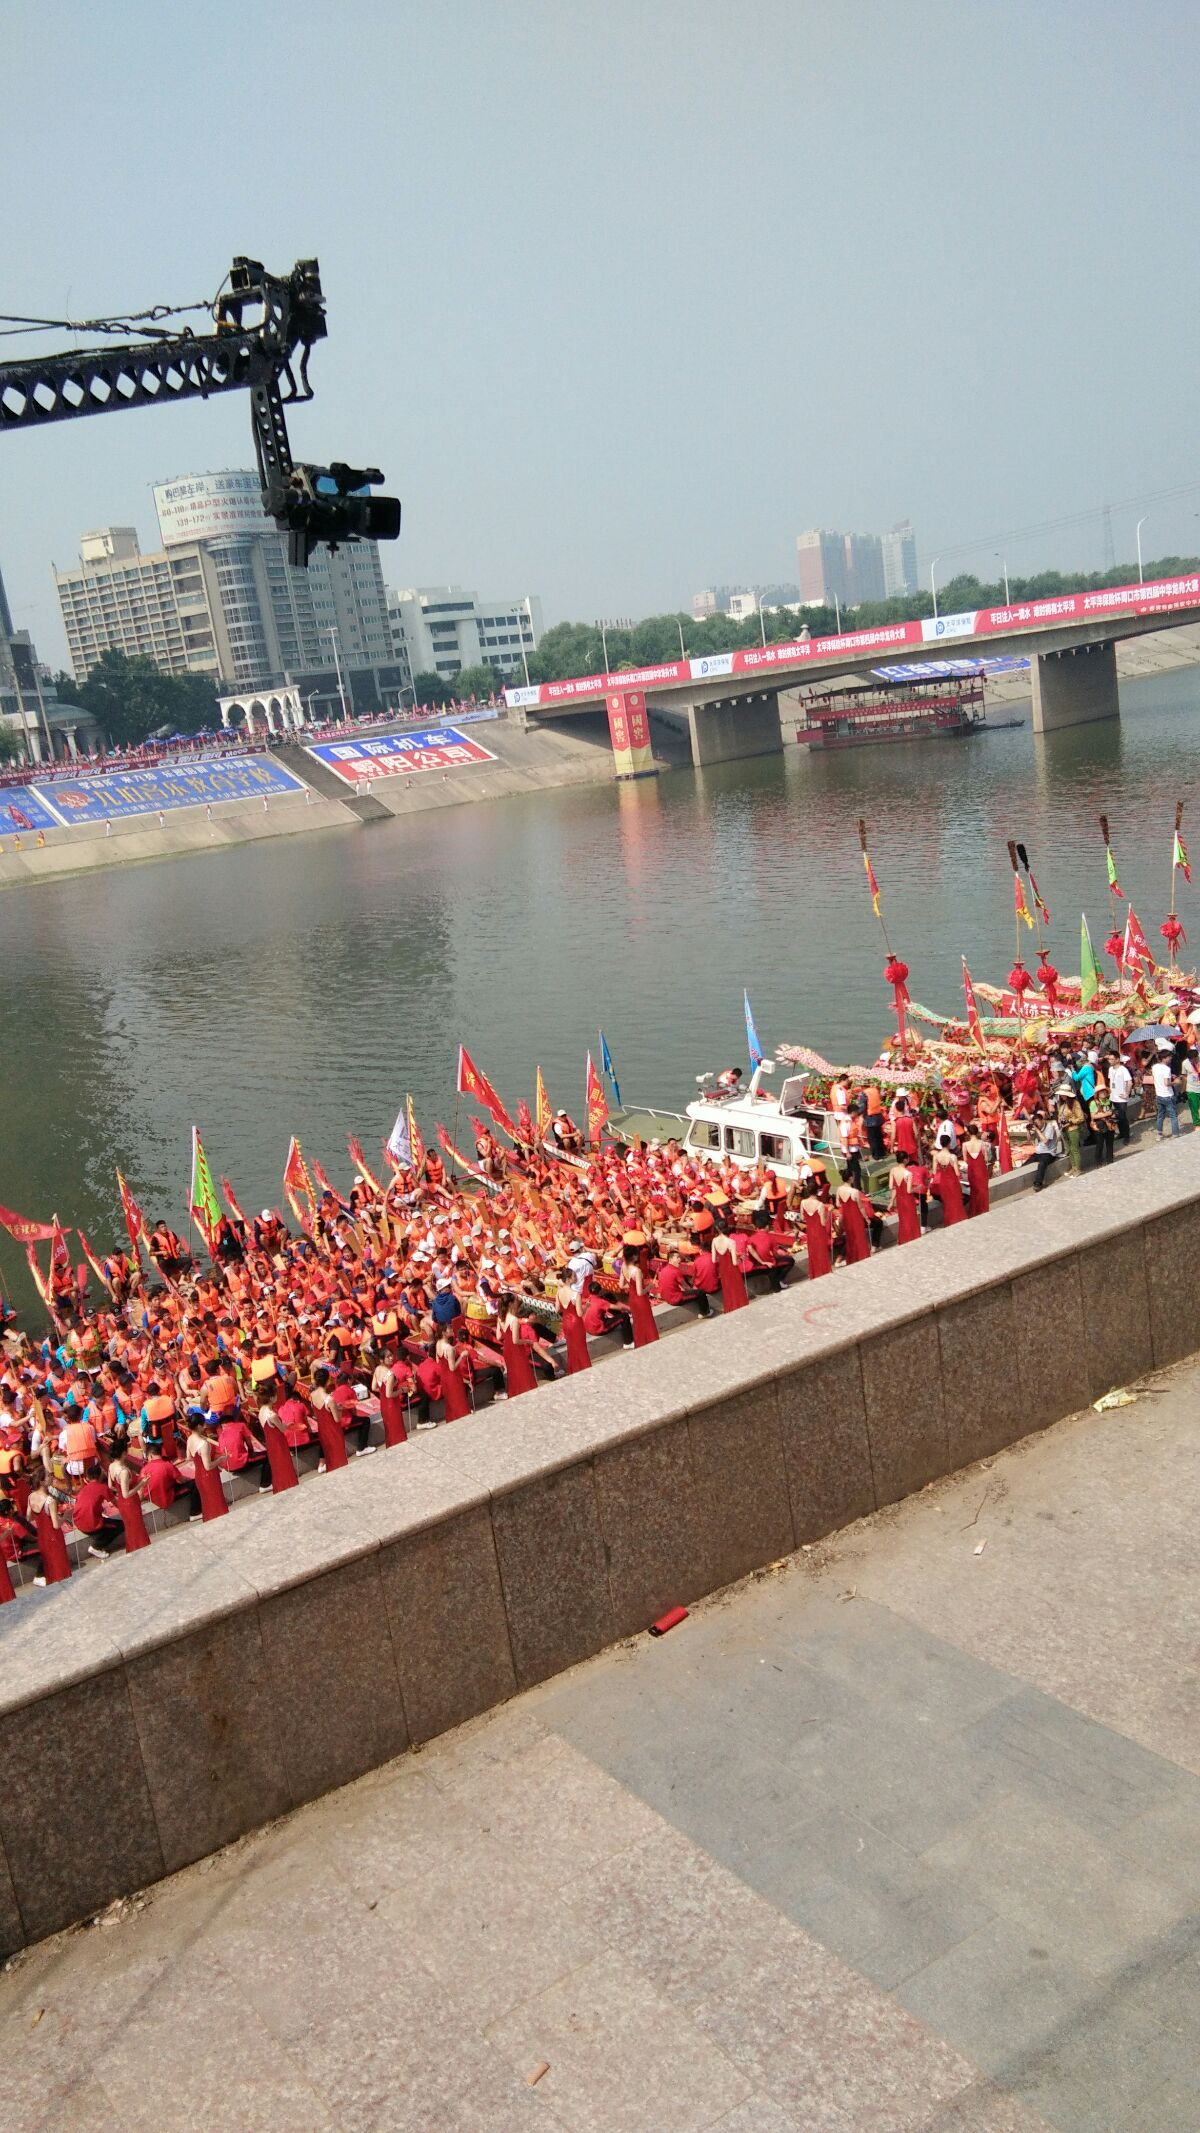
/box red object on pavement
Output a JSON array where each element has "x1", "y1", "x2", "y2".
[{"x1": 649, "y1": 1605, "x2": 689, "y2": 1637}]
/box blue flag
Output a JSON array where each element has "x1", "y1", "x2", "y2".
[
  {"x1": 744, "y1": 989, "x2": 764, "y2": 1069},
  {"x1": 599, "y1": 1029, "x2": 622, "y2": 1106}
]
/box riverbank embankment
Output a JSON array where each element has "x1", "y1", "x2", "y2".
[{"x1": 0, "y1": 716, "x2": 621, "y2": 891}]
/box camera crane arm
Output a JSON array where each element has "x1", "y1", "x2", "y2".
[{"x1": 0, "y1": 256, "x2": 400, "y2": 566}]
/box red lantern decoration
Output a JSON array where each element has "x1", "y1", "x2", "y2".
[
  {"x1": 1104, "y1": 930, "x2": 1124, "y2": 967},
  {"x1": 1160, "y1": 915, "x2": 1187, "y2": 956},
  {"x1": 883, "y1": 956, "x2": 911, "y2": 1060},
  {"x1": 1036, "y1": 952, "x2": 1060, "y2": 1014},
  {"x1": 1008, "y1": 960, "x2": 1032, "y2": 1002}
]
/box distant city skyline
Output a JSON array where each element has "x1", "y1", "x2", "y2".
[{"x1": 4, "y1": 2, "x2": 1199, "y2": 669}]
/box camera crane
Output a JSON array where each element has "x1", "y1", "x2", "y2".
[{"x1": 0, "y1": 256, "x2": 400, "y2": 567}]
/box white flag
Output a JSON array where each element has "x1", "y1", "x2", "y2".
[{"x1": 386, "y1": 1106, "x2": 412, "y2": 1168}]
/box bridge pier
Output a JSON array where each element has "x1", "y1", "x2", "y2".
[
  {"x1": 1031, "y1": 640, "x2": 1119, "y2": 734},
  {"x1": 676, "y1": 691, "x2": 783, "y2": 768}
]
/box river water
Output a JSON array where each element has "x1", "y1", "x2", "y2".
[{"x1": 2, "y1": 669, "x2": 1197, "y2": 1309}]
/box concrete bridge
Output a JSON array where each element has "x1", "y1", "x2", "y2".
[{"x1": 505, "y1": 570, "x2": 1200, "y2": 769}]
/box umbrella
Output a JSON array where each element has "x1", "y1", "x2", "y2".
[{"x1": 1125, "y1": 1024, "x2": 1179, "y2": 1044}]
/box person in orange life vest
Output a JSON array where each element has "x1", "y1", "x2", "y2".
[
  {"x1": 72, "y1": 1469, "x2": 123, "y2": 1558},
  {"x1": 864, "y1": 1084, "x2": 887, "y2": 1162},
  {"x1": 60, "y1": 1409, "x2": 98, "y2": 1479},
  {"x1": 203, "y1": 1357, "x2": 238, "y2": 1423}
]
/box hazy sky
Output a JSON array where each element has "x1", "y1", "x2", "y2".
[{"x1": 5, "y1": 0, "x2": 1199, "y2": 666}]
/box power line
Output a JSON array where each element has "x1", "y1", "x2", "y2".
[{"x1": 932, "y1": 476, "x2": 1200, "y2": 569}]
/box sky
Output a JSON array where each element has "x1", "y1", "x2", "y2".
[{"x1": 4, "y1": 0, "x2": 1199, "y2": 667}]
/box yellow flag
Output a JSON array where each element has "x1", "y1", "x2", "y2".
[{"x1": 535, "y1": 1066, "x2": 552, "y2": 1139}]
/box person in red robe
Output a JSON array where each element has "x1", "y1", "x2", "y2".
[
  {"x1": 889, "y1": 1159, "x2": 923, "y2": 1245},
  {"x1": 834, "y1": 1181, "x2": 872, "y2": 1264},
  {"x1": 800, "y1": 1181, "x2": 834, "y2": 1278},
  {"x1": 962, "y1": 1131, "x2": 991, "y2": 1218},
  {"x1": 622, "y1": 1240, "x2": 659, "y2": 1347},
  {"x1": 931, "y1": 1148, "x2": 966, "y2": 1226},
  {"x1": 712, "y1": 1227, "x2": 749, "y2": 1312},
  {"x1": 555, "y1": 1281, "x2": 592, "y2": 1371},
  {"x1": 498, "y1": 1300, "x2": 538, "y2": 1398}
]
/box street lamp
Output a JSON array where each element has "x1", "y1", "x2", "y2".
[
  {"x1": 1136, "y1": 516, "x2": 1148, "y2": 585},
  {"x1": 323, "y1": 625, "x2": 350, "y2": 721},
  {"x1": 758, "y1": 595, "x2": 768, "y2": 649},
  {"x1": 995, "y1": 554, "x2": 1010, "y2": 605},
  {"x1": 833, "y1": 593, "x2": 842, "y2": 635},
  {"x1": 930, "y1": 556, "x2": 944, "y2": 620}
]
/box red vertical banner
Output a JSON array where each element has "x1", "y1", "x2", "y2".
[{"x1": 606, "y1": 689, "x2": 655, "y2": 778}]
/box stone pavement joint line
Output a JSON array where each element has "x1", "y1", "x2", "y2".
[{"x1": 3, "y1": 1359, "x2": 1199, "y2": 2131}]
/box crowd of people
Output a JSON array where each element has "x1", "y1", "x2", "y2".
[{"x1": 0, "y1": 1014, "x2": 1192, "y2": 1600}]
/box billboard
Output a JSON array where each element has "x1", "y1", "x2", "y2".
[
  {"x1": 6, "y1": 754, "x2": 304, "y2": 828},
  {"x1": 154, "y1": 470, "x2": 268, "y2": 548},
  {"x1": 0, "y1": 787, "x2": 62, "y2": 835},
  {"x1": 307, "y1": 728, "x2": 497, "y2": 784}
]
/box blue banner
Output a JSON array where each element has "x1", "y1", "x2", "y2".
[
  {"x1": 307, "y1": 727, "x2": 497, "y2": 785},
  {"x1": 16, "y1": 754, "x2": 304, "y2": 827},
  {"x1": 0, "y1": 787, "x2": 62, "y2": 835}
]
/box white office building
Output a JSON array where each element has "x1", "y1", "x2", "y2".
[{"x1": 387, "y1": 586, "x2": 542, "y2": 686}]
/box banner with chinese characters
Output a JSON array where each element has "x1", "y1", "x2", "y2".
[
  {"x1": 605, "y1": 689, "x2": 654, "y2": 779},
  {"x1": 307, "y1": 727, "x2": 497, "y2": 784}
]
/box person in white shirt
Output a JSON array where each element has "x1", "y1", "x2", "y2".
[
  {"x1": 1150, "y1": 1049, "x2": 1180, "y2": 1140},
  {"x1": 1108, "y1": 1056, "x2": 1134, "y2": 1144},
  {"x1": 1183, "y1": 1051, "x2": 1200, "y2": 1129}
]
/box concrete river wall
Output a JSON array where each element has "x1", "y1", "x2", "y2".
[{"x1": 2, "y1": 1135, "x2": 1197, "y2": 1952}]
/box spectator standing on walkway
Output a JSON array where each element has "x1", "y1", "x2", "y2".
[
  {"x1": 1057, "y1": 1084, "x2": 1086, "y2": 1175},
  {"x1": 1108, "y1": 1054, "x2": 1134, "y2": 1144},
  {"x1": 1183, "y1": 1050, "x2": 1200, "y2": 1128},
  {"x1": 1151, "y1": 1047, "x2": 1181, "y2": 1139},
  {"x1": 1089, "y1": 1079, "x2": 1117, "y2": 1167},
  {"x1": 1031, "y1": 1110, "x2": 1064, "y2": 1191}
]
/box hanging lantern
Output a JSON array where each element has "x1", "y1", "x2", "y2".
[
  {"x1": 1104, "y1": 929, "x2": 1124, "y2": 966},
  {"x1": 883, "y1": 956, "x2": 911, "y2": 1060},
  {"x1": 1160, "y1": 915, "x2": 1187, "y2": 957},
  {"x1": 1008, "y1": 960, "x2": 1032, "y2": 1002},
  {"x1": 1036, "y1": 951, "x2": 1060, "y2": 1013}
]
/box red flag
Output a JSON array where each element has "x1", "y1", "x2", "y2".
[
  {"x1": 436, "y1": 1123, "x2": 486, "y2": 1180},
  {"x1": 283, "y1": 1136, "x2": 315, "y2": 1225},
  {"x1": 116, "y1": 1169, "x2": 146, "y2": 1258},
  {"x1": 961, "y1": 959, "x2": 986, "y2": 1051},
  {"x1": 50, "y1": 1218, "x2": 70, "y2": 1281},
  {"x1": 997, "y1": 1107, "x2": 1013, "y2": 1175},
  {"x1": 219, "y1": 1176, "x2": 249, "y2": 1227},
  {"x1": 24, "y1": 1244, "x2": 50, "y2": 1309},
  {"x1": 347, "y1": 1134, "x2": 384, "y2": 1194},
  {"x1": 77, "y1": 1231, "x2": 111, "y2": 1293},
  {"x1": 406, "y1": 1095, "x2": 425, "y2": 1175},
  {"x1": 516, "y1": 1097, "x2": 535, "y2": 1145},
  {"x1": 0, "y1": 1204, "x2": 56, "y2": 1244},
  {"x1": 586, "y1": 1052, "x2": 609, "y2": 1143},
  {"x1": 1027, "y1": 870, "x2": 1050, "y2": 927},
  {"x1": 1123, "y1": 906, "x2": 1154, "y2": 974},
  {"x1": 456, "y1": 1045, "x2": 519, "y2": 1140},
  {"x1": 311, "y1": 1158, "x2": 346, "y2": 1206}
]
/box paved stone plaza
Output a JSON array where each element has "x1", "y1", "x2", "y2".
[{"x1": 3, "y1": 1356, "x2": 1198, "y2": 2132}]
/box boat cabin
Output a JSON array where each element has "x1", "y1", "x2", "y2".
[{"x1": 681, "y1": 1067, "x2": 851, "y2": 1183}]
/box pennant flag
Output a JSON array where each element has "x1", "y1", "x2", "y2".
[
  {"x1": 386, "y1": 1105, "x2": 412, "y2": 1170},
  {"x1": 1028, "y1": 871, "x2": 1050, "y2": 928},
  {"x1": 0, "y1": 1204, "x2": 56, "y2": 1244},
  {"x1": 50, "y1": 1217, "x2": 70, "y2": 1282},
  {"x1": 435, "y1": 1122, "x2": 486, "y2": 1181},
  {"x1": 1174, "y1": 831, "x2": 1191, "y2": 884},
  {"x1": 406, "y1": 1095, "x2": 425, "y2": 1174},
  {"x1": 585, "y1": 1052, "x2": 609, "y2": 1143},
  {"x1": 600, "y1": 1029, "x2": 623, "y2": 1106},
  {"x1": 1080, "y1": 915, "x2": 1103, "y2": 1008},
  {"x1": 857, "y1": 819, "x2": 884, "y2": 918},
  {"x1": 24, "y1": 1243, "x2": 50, "y2": 1309},
  {"x1": 347, "y1": 1134, "x2": 384, "y2": 1194},
  {"x1": 1013, "y1": 872, "x2": 1034, "y2": 931},
  {"x1": 456, "y1": 1044, "x2": 519, "y2": 1139},
  {"x1": 744, "y1": 990, "x2": 764, "y2": 1070},
  {"x1": 282, "y1": 1136, "x2": 315, "y2": 1226},
  {"x1": 219, "y1": 1176, "x2": 249, "y2": 1227},
  {"x1": 961, "y1": 959, "x2": 986, "y2": 1049},
  {"x1": 77, "y1": 1231, "x2": 111, "y2": 1293},
  {"x1": 535, "y1": 1067, "x2": 552, "y2": 1140},
  {"x1": 1123, "y1": 906, "x2": 1154, "y2": 974},
  {"x1": 516, "y1": 1096, "x2": 535, "y2": 1145},
  {"x1": 311, "y1": 1158, "x2": 344, "y2": 1204},
  {"x1": 116, "y1": 1169, "x2": 147, "y2": 1259},
  {"x1": 189, "y1": 1129, "x2": 222, "y2": 1249},
  {"x1": 996, "y1": 1107, "x2": 1014, "y2": 1176},
  {"x1": 1100, "y1": 814, "x2": 1123, "y2": 898}
]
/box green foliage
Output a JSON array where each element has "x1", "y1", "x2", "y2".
[
  {"x1": 75, "y1": 651, "x2": 219, "y2": 748},
  {"x1": 411, "y1": 669, "x2": 453, "y2": 707},
  {"x1": 451, "y1": 663, "x2": 501, "y2": 701},
  {"x1": 0, "y1": 724, "x2": 26, "y2": 765}
]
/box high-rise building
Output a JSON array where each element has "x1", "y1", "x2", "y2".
[
  {"x1": 0, "y1": 560, "x2": 101, "y2": 763},
  {"x1": 54, "y1": 471, "x2": 404, "y2": 709},
  {"x1": 796, "y1": 527, "x2": 900, "y2": 608},
  {"x1": 882, "y1": 520, "x2": 919, "y2": 599},
  {"x1": 387, "y1": 587, "x2": 542, "y2": 685}
]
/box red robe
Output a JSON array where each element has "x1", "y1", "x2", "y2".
[
  {"x1": 932, "y1": 1162, "x2": 966, "y2": 1226},
  {"x1": 802, "y1": 1205, "x2": 833, "y2": 1279},
  {"x1": 838, "y1": 1193, "x2": 871, "y2": 1264},
  {"x1": 560, "y1": 1301, "x2": 591, "y2": 1374},
  {"x1": 893, "y1": 1175, "x2": 922, "y2": 1245},
  {"x1": 965, "y1": 1149, "x2": 990, "y2": 1218}
]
